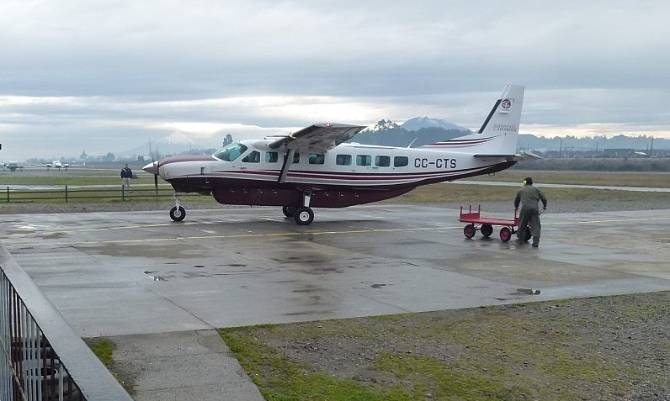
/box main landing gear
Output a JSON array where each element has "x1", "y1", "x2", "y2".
[
  {"x1": 283, "y1": 190, "x2": 315, "y2": 225},
  {"x1": 170, "y1": 194, "x2": 186, "y2": 222}
]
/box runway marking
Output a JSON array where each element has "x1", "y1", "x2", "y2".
[
  {"x1": 71, "y1": 226, "x2": 464, "y2": 246},
  {"x1": 36, "y1": 215, "x2": 670, "y2": 236}
]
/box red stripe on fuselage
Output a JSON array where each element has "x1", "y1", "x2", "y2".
[{"x1": 207, "y1": 164, "x2": 493, "y2": 181}]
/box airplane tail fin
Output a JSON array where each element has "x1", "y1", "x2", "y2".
[{"x1": 425, "y1": 84, "x2": 525, "y2": 155}]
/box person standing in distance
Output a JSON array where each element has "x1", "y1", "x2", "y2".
[
  {"x1": 120, "y1": 163, "x2": 133, "y2": 190},
  {"x1": 514, "y1": 177, "x2": 547, "y2": 248}
]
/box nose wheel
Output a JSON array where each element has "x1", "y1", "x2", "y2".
[
  {"x1": 170, "y1": 194, "x2": 186, "y2": 222},
  {"x1": 170, "y1": 206, "x2": 186, "y2": 222}
]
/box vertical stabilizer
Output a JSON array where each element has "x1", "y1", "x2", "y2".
[
  {"x1": 426, "y1": 84, "x2": 524, "y2": 155},
  {"x1": 474, "y1": 84, "x2": 524, "y2": 154}
]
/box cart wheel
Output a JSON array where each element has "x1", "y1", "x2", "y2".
[
  {"x1": 463, "y1": 224, "x2": 476, "y2": 239},
  {"x1": 481, "y1": 224, "x2": 493, "y2": 238},
  {"x1": 500, "y1": 227, "x2": 512, "y2": 242}
]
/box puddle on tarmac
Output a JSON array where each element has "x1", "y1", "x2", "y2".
[{"x1": 78, "y1": 243, "x2": 194, "y2": 258}]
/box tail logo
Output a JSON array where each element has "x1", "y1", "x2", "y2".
[{"x1": 499, "y1": 98, "x2": 512, "y2": 113}]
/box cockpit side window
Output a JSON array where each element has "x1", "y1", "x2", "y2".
[
  {"x1": 214, "y1": 143, "x2": 248, "y2": 161},
  {"x1": 242, "y1": 151, "x2": 261, "y2": 163}
]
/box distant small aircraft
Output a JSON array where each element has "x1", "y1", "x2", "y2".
[
  {"x1": 6, "y1": 162, "x2": 23, "y2": 172},
  {"x1": 145, "y1": 84, "x2": 532, "y2": 225},
  {"x1": 46, "y1": 161, "x2": 71, "y2": 170}
]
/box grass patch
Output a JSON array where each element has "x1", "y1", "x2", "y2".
[
  {"x1": 0, "y1": 172, "x2": 158, "y2": 186},
  {"x1": 386, "y1": 182, "x2": 670, "y2": 204},
  {"x1": 470, "y1": 169, "x2": 670, "y2": 188},
  {"x1": 85, "y1": 337, "x2": 135, "y2": 393},
  {"x1": 87, "y1": 338, "x2": 116, "y2": 367},
  {"x1": 220, "y1": 329, "x2": 412, "y2": 401},
  {"x1": 218, "y1": 293, "x2": 670, "y2": 401},
  {"x1": 374, "y1": 353, "x2": 532, "y2": 401}
]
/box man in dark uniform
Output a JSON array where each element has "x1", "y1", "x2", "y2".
[
  {"x1": 120, "y1": 164, "x2": 133, "y2": 190},
  {"x1": 514, "y1": 177, "x2": 547, "y2": 248}
]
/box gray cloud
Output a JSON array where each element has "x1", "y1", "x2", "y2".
[{"x1": 0, "y1": 0, "x2": 669, "y2": 160}]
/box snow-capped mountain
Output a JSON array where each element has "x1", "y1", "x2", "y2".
[
  {"x1": 352, "y1": 116, "x2": 471, "y2": 148},
  {"x1": 362, "y1": 119, "x2": 400, "y2": 133},
  {"x1": 400, "y1": 116, "x2": 468, "y2": 132}
]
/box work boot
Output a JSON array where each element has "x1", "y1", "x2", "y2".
[{"x1": 532, "y1": 243, "x2": 539, "y2": 248}]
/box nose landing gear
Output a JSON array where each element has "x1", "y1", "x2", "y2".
[{"x1": 170, "y1": 194, "x2": 186, "y2": 222}]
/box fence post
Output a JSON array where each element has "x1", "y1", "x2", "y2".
[
  {"x1": 65, "y1": 185, "x2": 68, "y2": 203},
  {"x1": 5, "y1": 186, "x2": 8, "y2": 203}
]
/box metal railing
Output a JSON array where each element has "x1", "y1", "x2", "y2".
[
  {"x1": 0, "y1": 247, "x2": 132, "y2": 401},
  {"x1": 1, "y1": 185, "x2": 175, "y2": 203}
]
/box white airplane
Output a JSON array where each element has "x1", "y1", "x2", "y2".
[
  {"x1": 5, "y1": 161, "x2": 23, "y2": 172},
  {"x1": 144, "y1": 84, "x2": 527, "y2": 225},
  {"x1": 46, "y1": 161, "x2": 70, "y2": 169}
]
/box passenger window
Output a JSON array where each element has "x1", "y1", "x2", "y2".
[
  {"x1": 375, "y1": 155, "x2": 390, "y2": 167},
  {"x1": 308, "y1": 154, "x2": 325, "y2": 165},
  {"x1": 242, "y1": 151, "x2": 260, "y2": 163},
  {"x1": 394, "y1": 156, "x2": 409, "y2": 167},
  {"x1": 336, "y1": 154, "x2": 352, "y2": 166},
  {"x1": 293, "y1": 152, "x2": 300, "y2": 164},
  {"x1": 356, "y1": 155, "x2": 371, "y2": 166},
  {"x1": 265, "y1": 152, "x2": 278, "y2": 163}
]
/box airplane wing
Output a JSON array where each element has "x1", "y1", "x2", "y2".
[{"x1": 268, "y1": 123, "x2": 366, "y2": 154}]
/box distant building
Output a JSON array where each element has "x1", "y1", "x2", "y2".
[{"x1": 603, "y1": 148, "x2": 638, "y2": 158}]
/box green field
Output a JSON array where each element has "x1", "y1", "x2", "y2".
[
  {"x1": 388, "y1": 182, "x2": 670, "y2": 204},
  {"x1": 1, "y1": 169, "x2": 669, "y2": 207},
  {"x1": 0, "y1": 171, "x2": 157, "y2": 186},
  {"x1": 220, "y1": 292, "x2": 670, "y2": 401},
  {"x1": 471, "y1": 169, "x2": 670, "y2": 188}
]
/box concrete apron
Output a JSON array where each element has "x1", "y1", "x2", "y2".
[{"x1": 2, "y1": 205, "x2": 670, "y2": 400}]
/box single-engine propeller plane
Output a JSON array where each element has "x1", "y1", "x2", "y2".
[{"x1": 144, "y1": 84, "x2": 529, "y2": 225}]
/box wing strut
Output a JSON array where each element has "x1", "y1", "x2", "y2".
[{"x1": 278, "y1": 149, "x2": 295, "y2": 183}]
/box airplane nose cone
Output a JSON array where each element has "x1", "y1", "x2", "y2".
[{"x1": 143, "y1": 161, "x2": 158, "y2": 175}]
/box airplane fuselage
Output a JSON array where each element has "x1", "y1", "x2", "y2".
[{"x1": 155, "y1": 140, "x2": 515, "y2": 208}]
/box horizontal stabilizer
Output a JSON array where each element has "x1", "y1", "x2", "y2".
[{"x1": 474, "y1": 151, "x2": 543, "y2": 162}]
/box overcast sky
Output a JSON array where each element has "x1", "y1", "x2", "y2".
[{"x1": 1, "y1": 0, "x2": 668, "y2": 160}]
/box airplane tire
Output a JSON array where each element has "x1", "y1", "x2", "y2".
[
  {"x1": 170, "y1": 206, "x2": 186, "y2": 222},
  {"x1": 481, "y1": 224, "x2": 493, "y2": 238},
  {"x1": 282, "y1": 206, "x2": 296, "y2": 218},
  {"x1": 294, "y1": 207, "x2": 314, "y2": 225}
]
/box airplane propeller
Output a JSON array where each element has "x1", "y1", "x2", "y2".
[{"x1": 152, "y1": 158, "x2": 159, "y2": 195}]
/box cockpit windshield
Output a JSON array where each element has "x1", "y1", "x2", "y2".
[{"x1": 214, "y1": 143, "x2": 248, "y2": 161}]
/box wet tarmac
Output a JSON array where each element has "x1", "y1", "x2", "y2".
[{"x1": 1, "y1": 204, "x2": 669, "y2": 337}]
